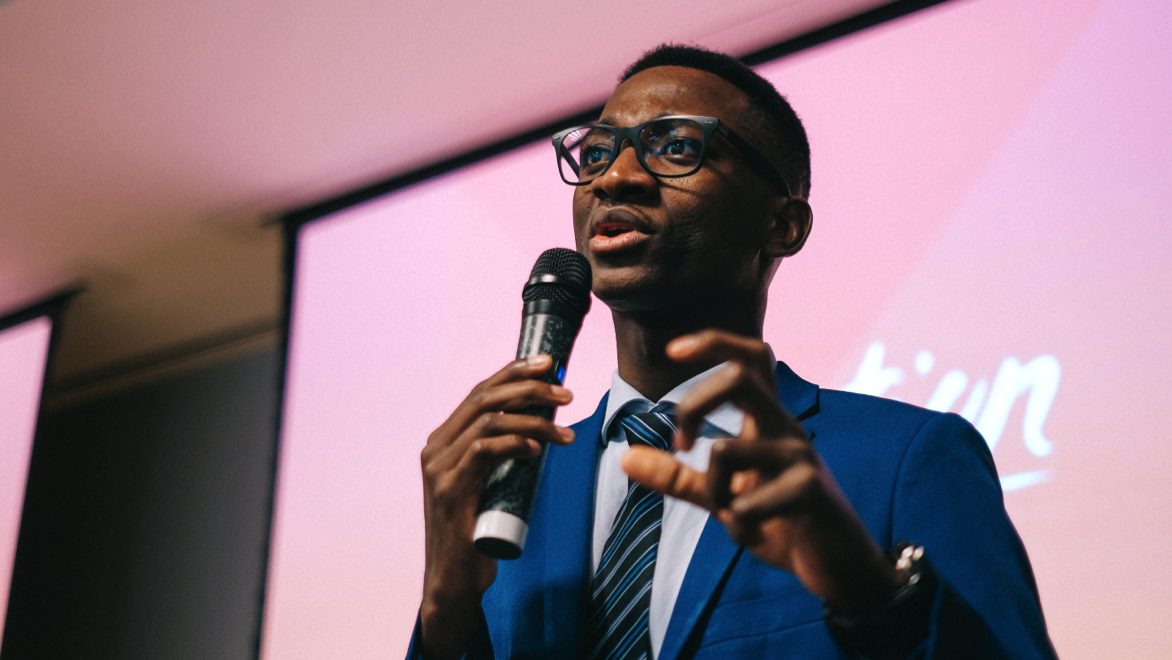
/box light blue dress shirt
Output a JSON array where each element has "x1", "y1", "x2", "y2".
[{"x1": 592, "y1": 364, "x2": 742, "y2": 658}]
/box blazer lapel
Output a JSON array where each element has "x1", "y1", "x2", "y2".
[
  {"x1": 775, "y1": 360, "x2": 820, "y2": 423},
  {"x1": 540, "y1": 393, "x2": 608, "y2": 651},
  {"x1": 658, "y1": 362, "x2": 820, "y2": 659},
  {"x1": 659, "y1": 518, "x2": 743, "y2": 660}
]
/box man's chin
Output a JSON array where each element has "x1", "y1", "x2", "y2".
[
  {"x1": 592, "y1": 283, "x2": 651, "y2": 313},
  {"x1": 591, "y1": 274, "x2": 682, "y2": 314}
]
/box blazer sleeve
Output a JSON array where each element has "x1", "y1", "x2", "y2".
[
  {"x1": 405, "y1": 607, "x2": 494, "y2": 660},
  {"x1": 887, "y1": 412, "x2": 1056, "y2": 659}
]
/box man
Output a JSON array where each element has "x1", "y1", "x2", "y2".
[{"x1": 413, "y1": 45, "x2": 1054, "y2": 658}]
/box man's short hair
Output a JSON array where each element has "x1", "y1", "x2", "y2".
[{"x1": 622, "y1": 44, "x2": 811, "y2": 198}]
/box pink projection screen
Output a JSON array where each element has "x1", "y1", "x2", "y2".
[
  {"x1": 265, "y1": 1, "x2": 1172, "y2": 657},
  {"x1": 0, "y1": 314, "x2": 52, "y2": 633}
]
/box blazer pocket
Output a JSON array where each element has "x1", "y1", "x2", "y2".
[{"x1": 698, "y1": 581, "x2": 824, "y2": 645}]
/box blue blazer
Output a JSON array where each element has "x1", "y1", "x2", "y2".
[{"x1": 412, "y1": 363, "x2": 1055, "y2": 658}]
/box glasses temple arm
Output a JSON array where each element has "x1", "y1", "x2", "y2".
[{"x1": 719, "y1": 127, "x2": 793, "y2": 196}]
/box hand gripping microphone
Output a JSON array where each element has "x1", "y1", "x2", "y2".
[{"x1": 473, "y1": 248, "x2": 592, "y2": 559}]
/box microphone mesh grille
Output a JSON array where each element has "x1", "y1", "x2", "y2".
[{"x1": 522, "y1": 248, "x2": 592, "y2": 313}]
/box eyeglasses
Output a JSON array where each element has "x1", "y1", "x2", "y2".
[{"x1": 552, "y1": 114, "x2": 791, "y2": 195}]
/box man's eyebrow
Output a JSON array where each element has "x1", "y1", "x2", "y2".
[{"x1": 595, "y1": 111, "x2": 679, "y2": 126}]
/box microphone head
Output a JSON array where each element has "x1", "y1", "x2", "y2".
[{"x1": 522, "y1": 248, "x2": 592, "y2": 320}]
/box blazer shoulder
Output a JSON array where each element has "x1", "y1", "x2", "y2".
[
  {"x1": 808, "y1": 386, "x2": 990, "y2": 501},
  {"x1": 810, "y1": 386, "x2": 977, "y2": 447},
  {"x1": 819, "y1": 386, "x2": 944, "y2": 423},
  {"x1": 775, "y1": 360, "x2": 956, "y2": 438}
]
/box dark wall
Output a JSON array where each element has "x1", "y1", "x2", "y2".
[{"x1": 2, "y1": 344, "x2": 280, "y2": 660}]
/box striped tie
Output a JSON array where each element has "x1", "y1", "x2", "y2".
[{"x1": 588, "y1": 402, "x2": 676, "y2": 660}]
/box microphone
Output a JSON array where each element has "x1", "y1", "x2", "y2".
[{"x1": 473, "y1": 248, "x2": 592, "y2": 559}]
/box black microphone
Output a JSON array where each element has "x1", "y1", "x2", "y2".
[{"x1": 473, "y1": 248, "x2": 592, "y2": 559}]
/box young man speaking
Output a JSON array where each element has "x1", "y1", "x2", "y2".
[{"x1": 412, "y1": 45, "x2": 1054, "y2": 659}]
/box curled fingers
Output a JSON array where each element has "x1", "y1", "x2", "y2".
[
  {"x1": 621, "y1": 446, "x2": 712, "y2": 510},
  {"x1": 429, "y1": 355, "x2": 565, "y2": 445},
  {"x1": 674, "y1": 362, "x2": 789, "y2": 449},
  {"x1": 431, "y1": 412, "x2": 573, "y2": 479},
  {"x1": 666, "y1": 330, "x2": 776, "y2": 372},
  {"x1": 707, "y1": 437, "x2": 816, "y2": 511}
]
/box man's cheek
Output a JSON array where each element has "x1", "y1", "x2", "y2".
[{"x1": 572, "y1": 225, "x2": 590, "y2": 254}]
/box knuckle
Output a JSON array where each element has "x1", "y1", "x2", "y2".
[
  {"x1": 421, "y1": 460, "x2": 441, "y2": 480},
  {"x1": 709, "y1": 443, "x2": 735, "y2": 470},
  {"x1": 471, "y1": 387, "x2": 494, "y2": 410},
  {"x1": 749, "y1": 341, "x2": 770, "y2": 361},
  {"x1": 469, "y1": 378, "x2": 489, "y2": 397},
  {"x1": 725, "y1": 362, "x2": 748, "y2": 381},
  {"x1": 435, "y1": 474, "x2": 462, "y2": 498},
  {"x1": 792, "y1": 464, "x2": 821, "y2": 497},
  {"x1": 711, "y1": 438, "x2": 731, "y2": 458},
  {"x1": 786, "y1": 439, "x2": 814, "y2": 461},
  {"x1": 476, "y1": 412, "x2": 499, "y2": 434},
  {"x1": 675, "y1": 400, "x2": 699, "y2": 422}
]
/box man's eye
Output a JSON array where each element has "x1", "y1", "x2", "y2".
[
  {"x1": 652, "y1": 138, "x2": 701, "y2": 160},
  {"x1": 581, "y1": 145, "x2": 611, "y2": 166}
]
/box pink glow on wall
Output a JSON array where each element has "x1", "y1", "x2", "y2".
[
  {"x1": 0, "y1": 315, "x2": 52, "y2": 629},
  {"x1": 265, "y1": 0, "x2": 1172, "y2": 657}
]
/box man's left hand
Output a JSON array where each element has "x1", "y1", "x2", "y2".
[{"x1": 621, "y1": 330, "x2": 904, "y2": 611}]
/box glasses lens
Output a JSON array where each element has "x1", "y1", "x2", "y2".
[
  {"x1": 639, "y1": 118, "x2": 706, "y2": 176},
  {"x1": 559, "y1": 126, "x2": 616, "y2": 183}
]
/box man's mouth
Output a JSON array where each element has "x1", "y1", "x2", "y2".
[
  {"x1": 588, "y1": 210, "x2": 654, "y2": 254},
  {"x1": 595, "y1": 219, "x2": 638, "y2": 238}
]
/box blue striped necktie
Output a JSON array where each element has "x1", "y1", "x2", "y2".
[{"x1": 588, "y1": 401, "x2": 676, "y2": 660}]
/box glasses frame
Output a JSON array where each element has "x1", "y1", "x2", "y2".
[{"x1": 552, "y1": 114, "x2": 791, "y2": 196}]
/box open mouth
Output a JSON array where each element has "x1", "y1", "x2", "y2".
[
  {"x1": 586, "y1": 209, "x2": 655, "y2": 255},
  {"x1": 595, "y1": 220, "x2": 638, "y2": 238},
  {"x1": 589, "y1": 221, "x2": 651, "y2": 254}
]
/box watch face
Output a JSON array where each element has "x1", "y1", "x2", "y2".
[{"x1": 895, "y1": 543, "x2": 926, "y2": 575}]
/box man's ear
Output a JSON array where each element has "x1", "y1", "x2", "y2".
[{"x1": 764, "y1": 197, "x2": 813, "y2": 258}]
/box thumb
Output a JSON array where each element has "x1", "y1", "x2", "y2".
[{"x1": 621, "y1": 446, "x2": 712, "y2": 510}]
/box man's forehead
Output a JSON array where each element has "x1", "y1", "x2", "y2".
[{"x1": 599, "y1": 65, "x2": 750, "y2": 126}]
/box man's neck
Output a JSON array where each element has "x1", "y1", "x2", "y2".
[{"x1": 610, "y1": 305, "x2": 763, "y2": 401}]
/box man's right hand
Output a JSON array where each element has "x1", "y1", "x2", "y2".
[{"x1": 418, "y1": 354, "x2": 574, "y2": 659}]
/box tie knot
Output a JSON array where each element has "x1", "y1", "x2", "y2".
[{"x1": 617, "y1": 402, "x2": 676, "y2": 452}]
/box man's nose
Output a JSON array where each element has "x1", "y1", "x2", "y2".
[{"x1": 592, "y1": 142, "x2": 656, "y2": 200}]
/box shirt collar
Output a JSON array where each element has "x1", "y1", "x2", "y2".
[{"x1": 600, "y1": 363, "x2": 745, "y2": 445}]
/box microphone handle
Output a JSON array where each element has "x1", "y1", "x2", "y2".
[{"x1": 473, "y1": 311, "x2": 579, "y2": 559}]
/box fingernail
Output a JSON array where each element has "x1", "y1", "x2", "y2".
[
  {"x1": 526, "y1": 354, "x2": 550, "y2": 367},
  {"x1": 551, "y1": 385, "x2": 573, "y2": 401},
  {"x1": 558, "y1": 427, "x2": 575, "y2": 442},
  {"x1": 667, "y1": 335, "x2": 699, "y2": 355}
]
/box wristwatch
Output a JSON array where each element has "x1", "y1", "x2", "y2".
[
  {"x1": 824, "y1": 542, "x2": 937, "y2": 659},
  {"x1": 894, "y1": 542, "x2": 927, "y2": 592}
]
